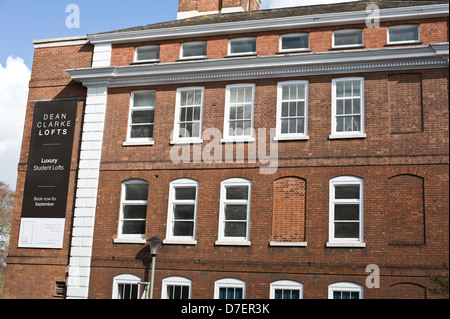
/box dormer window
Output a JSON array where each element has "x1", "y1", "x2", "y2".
[
  {"x1": 387, "y1": 25, "x2": 420, "y2": 44},
  {"x1": 332, "y1": 29, "x2": 363, "y2": 48},
  {"x1": 134, "y1": 45, "x2": 160, "y2": 62}
]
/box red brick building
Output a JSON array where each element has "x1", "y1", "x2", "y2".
[{"x1": 4, "y1": 0, "x2": 449, "y2": 299}]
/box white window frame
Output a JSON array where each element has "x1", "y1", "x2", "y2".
[
  {"x1": 180, "y1": 41, "x2": 207, "y2": 59},
  {"x1": 270, "y1": 280, "x2": 304, "y2": 299},
  {"x1": 162, "y1": 276, "x2": 192, "y2": 299},
  {"x1": 116, "y1": 179, "x2": 148, "y2": 243},
  {"x1": 387, "y1": 25, "x2": 420, "y2": 45},
  {"x1": 228, "y1": 37, "x2": 257, "y2": 56},
  {"x1": 279, "y1": 33, "x2": 310, "y2": 52},
  {"x1": 171, "y1": 87, "x2": 204, "y2": 144},
  {"x1": 134, "y1": 45, "x2": 160, "y2": 63},
  {"x1": 332, "y1": 29, "x2": 364, "y2": 48},
  {"x1": 164, "y1": 178, "x2": 198, "y2": 245},
  {"x1": 214, "y1": 278, "x2": 246, "y2": 299},
  {"x1": 330, "y1": 77, "x2": 366, "y2": 139},
  {"x1": 327, "y1": 176, "x2": 365, "y2": 247},
  {"x1": 216, "y1": 178, "x2": 252, "y2": 246},
  {"x1": 328, "y1": 282, "x2": 363, "y2": 299},
  {"x1": 112, "y1": 274, "x2": 144, "y2": 299},
  {"x1": 275, "y1": 80, "x2": 309, "y2": 141},
  {"x1": 222, "y1": 84, "x2": 255, "y2": 143},
  {"x1": 124, "y1": 90, "x2": 156, "y2": 146}
]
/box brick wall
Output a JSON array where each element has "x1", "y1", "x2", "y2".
[{"x1": 3, "y1": 43, "x2": 93, "y2": 299}]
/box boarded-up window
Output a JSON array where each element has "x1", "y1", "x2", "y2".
[
  {"x1": 389, "y1": 283, "x2": 426, "y2": 299},
  {"x1": 388, "y1": 73, "x2": 423, "y2": 133},
  {"x1": 272, "y1": 177, "x2": 306, "y2": 243},
  {"x1": 388, "y1": 175, "x2": 425, "y2": 245}
]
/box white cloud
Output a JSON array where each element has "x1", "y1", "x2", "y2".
[
  {"x1": 261, "y1": 0, "x2": 360, "y2": 9},
  {"x1": 0, "y1": 56, "x2": 31, "y2": 190}
]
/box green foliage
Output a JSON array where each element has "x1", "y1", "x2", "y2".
[{"x1": 427, "y1": 263, "x2": 449, "y2": 295}]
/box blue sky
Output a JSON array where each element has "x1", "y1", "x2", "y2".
[{"x1": 0, "y1": 0, "x2": 357, "y2": 190}]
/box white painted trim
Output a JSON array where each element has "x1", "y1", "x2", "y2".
[
  {"x1": 67, "y1": 44, "x2": 449, "y2": 88},
  {"x1": 217, "y1": 178, "x2": 252, "y2": 244},
  {"x1": 328, "y1": 282, "x2": 363, "y2": 299},
  {"x1": 88, "y1": 4, "x2": 449, "y2": 44},
  {"x1": 269, "y1": 241, "x2": 307, "y2": 247},
  {"x1": 331, "y1": 77, "x2": 365, "y2": 137},
  {"x1": 270, "y1": 280, "x2": 304, "y2": 299},
  {"x1": 66, "y1": 86, "x2": 108, "y2": 299},
  {"x1": 387, "y1": 24, "x2": 421, "y2": 45},
  {"x1": 33, "y1": 36, "x2": 88, "y2": 48},
  {"x1": 165, "y1": 178, "x2": 199, "y2": 242},
  {"x1": 214, "y1": 278, "x2": 246, "y2": 299},
  {"x1": 172, "y1": 87, "x2": 205, "y2": 143},
  {"x1": 162, "y1": 276, "x2": 192, "y2": 299},
  {"x1": 275, "y1": 80, "x2": 309, "y2": 140},
  {"x1": 223, "y1": 84, "x2": 255, "y2": 141},
  {"x1": 328, "y1": 176, "x2": 364, "y2": 247}
]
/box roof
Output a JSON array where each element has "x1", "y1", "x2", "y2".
[{"x1": 91, "y1": 0, "x2": 449, "y2": 36}]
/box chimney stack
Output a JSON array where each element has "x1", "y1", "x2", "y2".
[{"x1": 177, "y1": 0, "x2": 261, "y2": 19}]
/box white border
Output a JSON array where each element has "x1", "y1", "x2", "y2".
[{"x1": 164, "y1": 178, "x2": 199, "y2": 245}]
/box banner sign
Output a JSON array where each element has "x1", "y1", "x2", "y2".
[{"x1": 18, "y1": 100, "x2": 77, "y2": 249}]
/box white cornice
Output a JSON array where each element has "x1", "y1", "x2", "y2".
[
  {"x1": 67, "y1": 43, "x2": 449, "y2": 88},
  {"x1": 33, "y1": 36, "x2": 89, "y2": 48},
  {"x1": 87, "y1": 4, "x2": 449, "y2": 44}
]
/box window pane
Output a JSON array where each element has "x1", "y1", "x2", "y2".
[
  {"x1": 133, "y1": 91, "x2": 156, "y2": 107},
  {"x1": 336, "y1": 117, "x2": 344, "y2": 132},
  {"x1": 281, "y1": 119, "x2": 289, "y2": 133},
  {"x1": 123, "y1": 205, "x2": 147, "y2": 219},
  {"x1": 234, "y1": 288, "x2": 243, "y2": 299},
  {"x1": 225, "y1": 205, "x2": 247, "y2": 220},
  {"x1": 335, "y1": 185, "x2": 360, "y2": 199},
  {"x1": 219, "y1": 288, "x2": 227, "y2": 299},
  {"x1": 335, "y1": 204, "x2": 359, "y2": 220},
  {"x1": 230, "y1": 38, "x2": 256, "y2": 54},
  {"x1": 174, "y1": 205, "x2": 195, "y2": 219},
  {"x1": 337, "y1": 100, "x2": 344, "y2": 115},
  {"x1": 183, "y1": 42, "x2": 207, "y2": 57},
  {"x1": 136, "y1": 47, "x2": 159, "y2": 61},
  {"x1": 336, "y1": 82, "x2": 344, "y2": 97},
  {"x1": 122, "y1": 220, "x2": 145, "y2": 234},
  {"x1": 282, "y1": 34, "x2": 309, "y2": 50},
  {"x1": 281, "y1": 102, "x2": 289, "y2": 117},
  {"x1": 334, "y1": 30, "x2": 363, "y2": 46},
  {"x1": 225, "y1": 222, "x2": 246, "y2": 237},
  {"x1": 390, "y1": 26, "x2": 419, "y2": 42},
  {"x1": 274, "y1": 289, "x2": 282, "y2": 299},
  {"x1": 125, "y1": 183, "x2": 149, "y2": 200},
  {"x1": 175, "y1": 187, "x2": 196, "y2": 200},
  {"x1": 131, "y1": 125, "x2": 153, "y2": 138},
  {"x1": 226, "y1": 186, "x2": 249, "y2": 200},
  {"x1": 132, "y1": 110, "x2": 154, "y2": 124},
  {"x1": 335, "y1": 222, "x2": 359, "y2": 238},
  {"x1": 173, "y1": 221, "x2": 194, "y2": 236},
  {"x1": 297, "y1": 101, "x2": 305, "y2": 116},
  {"x1": 296, "y1": 118, "x2": 305, "y2": 134}
]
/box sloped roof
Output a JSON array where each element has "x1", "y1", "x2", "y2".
[{"x1": 90, "y1": 0, "x2": 449, "y2": 35}]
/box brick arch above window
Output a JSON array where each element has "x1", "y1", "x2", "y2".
[
  {"x1": 271, "y1": 176, "x2": 307, "y2": 246},
  {"x1": 388, "y1": 282, "x2": 427, "y2": 299}
]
